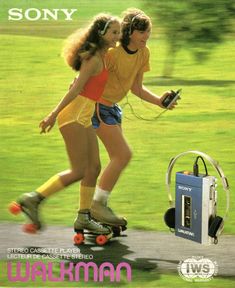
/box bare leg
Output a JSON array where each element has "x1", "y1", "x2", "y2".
[
  {"x1": 79, "y1": 126, "x2": 101, "y2": 212},
  {"x1": 89, "y1": 123, "x2": 130, "y2": 226},
  {"x1": 10, "y1": 122, "x2": 90, "y2": 231},
  {"x1": 96, "y1": 123, "x2": 132, "y2": 192},
  {"x1": 59, "y1": 122, "x2": 89, "y2": 186},
  {"x1": 68, "y1": 126, "x2": 111, "y2": 234},
  {"x1": 81, "y1": 126, "x2": 101, "y2": 187}
]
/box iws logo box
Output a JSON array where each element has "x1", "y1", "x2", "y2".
[{"x1": 178, "y1": 256, "x2": 218, "y2": 282}]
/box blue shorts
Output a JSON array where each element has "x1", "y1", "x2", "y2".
[{"x1": 92, "y1": 103, "x2": 122, "y2": 129}]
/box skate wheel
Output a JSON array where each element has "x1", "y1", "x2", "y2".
[
  {"x1": 23, "y1": 223, "x2": 37, "y2": 234},
  {"x1": 8, "y1": 202, "x2": 22, "y2": 215},
  {"x1": 74, "y1": 233, "x2": 85, "y2": 245},
  {"x1": 96, "y1": 235, "x2": 108, "y2": 245}
]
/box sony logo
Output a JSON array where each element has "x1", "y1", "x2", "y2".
[
  {"x1": 178, "y1": 185, "x2": 192, "y2": 192},
  {"x1": 8, "y1": 8, "x2": 78, "y2": 21}
]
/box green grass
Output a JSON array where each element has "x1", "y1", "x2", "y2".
[
  {"x1": 0, "y1": 1, "x2": 235, "y2": 287},
  {"x1": 1, "y1": 33, "x2": 234, "y2": 233},
  {"x1": 1, "y1": 28, "x2": 235, "y2": 230}
]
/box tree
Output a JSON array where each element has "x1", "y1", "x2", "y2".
[{"x1": 142, "y1": 0, "x2": 235, "y2": 77}]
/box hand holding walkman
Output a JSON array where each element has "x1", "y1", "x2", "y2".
[{"x1": 162, "y1": 89, "x2": 182, "y2": 109}]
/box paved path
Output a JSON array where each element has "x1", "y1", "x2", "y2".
[{"x1": 0, "y1": 223, "x2": 235, "y2": 277}]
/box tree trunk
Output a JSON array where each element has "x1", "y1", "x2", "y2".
[{"x1": 162, "y1": 40, "x2": 177, "y2": 78}]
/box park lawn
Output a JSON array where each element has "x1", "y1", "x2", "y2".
[{"x1": 0, "y1": 33, "x2": 234, "y2": 234}]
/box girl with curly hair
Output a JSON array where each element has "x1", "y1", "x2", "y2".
[{"x1": 9, "y1": 14, "x2": 120, "y2": 236}]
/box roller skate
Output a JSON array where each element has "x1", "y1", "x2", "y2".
[
  {"x1": 90, "y1": 200, "x2": 127, "y2": 237},
  {"x1": 8, "y1": 192, "x2": 45, "y2": 234},
  {"x1": 73, "y1": 210, "x2": 113, "y2": 245}
]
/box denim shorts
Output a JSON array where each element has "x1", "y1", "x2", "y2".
[{"x1": 92, "y1": 103, "x2": 122, "y2": 129}]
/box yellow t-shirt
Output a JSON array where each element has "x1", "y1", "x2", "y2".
[{"x1": 102, "y1": 45, "x2": 150, "y2": 103}]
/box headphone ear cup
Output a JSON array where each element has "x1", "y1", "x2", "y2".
[
  {"x1": 208, "y1": 216, "x2": 224, "y2": 238},
  {"x1": 98, "y1": 30, "x2": 104, "y2": 36},
  {"x1": 164, "y1": 207, "x2": 175, "y2": 229}
]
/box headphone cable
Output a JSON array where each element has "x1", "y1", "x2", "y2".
[
  {"x1": 114, "y1": 60, "x2": 167, "y2": 122},
  {"x1": 193, "y1": 156, "x2": 208, "y2": 177}
]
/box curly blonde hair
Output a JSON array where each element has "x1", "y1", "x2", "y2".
[{"x1": 63, "y1": 14, "x2": 119, "y2": 71}]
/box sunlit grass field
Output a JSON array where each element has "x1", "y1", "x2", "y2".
[
  {"x1": 0, "y1": 0, "x2": 235, "y2": 287},
  {"x1": 1, "y1": 34, "x2": 234, "y2": 233}
]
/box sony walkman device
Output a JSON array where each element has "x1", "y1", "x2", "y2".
[
  {"x1": 162, "y1": 89, "x2": 181, "y2": 109},
  {"x1": 164, "y1": 151, "x2": 230, "y2": 245}
]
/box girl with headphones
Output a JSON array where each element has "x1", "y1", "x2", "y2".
[
  {"x1": 78, "y1": 8, "x2": 177, "y2": 228},
  {"x1": 9, "y1": 14, "x2": 121, "y2": 235}
]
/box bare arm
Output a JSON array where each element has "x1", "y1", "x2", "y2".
[
  {"x1": 131, "y1": 72, "x2": 175, "y2": 109},
  {"x1": 39, "y1": 56, "x2": 99, "y2": 133}
]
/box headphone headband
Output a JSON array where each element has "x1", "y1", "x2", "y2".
[
  {"x1": 128, "y1": 13, "x2": 142, "y2": 35},
  {"x1": 99, "y1": 18, "x2": 115, "y2": 35},
  {"x1": 166, "y1": 150, "x2": 230, "y2": 219}
]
